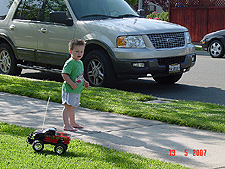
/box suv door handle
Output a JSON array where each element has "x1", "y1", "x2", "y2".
[
  {"x1": 9, "y1": 24, "x2": 15, "y2": 30},
  {"x1": 40, "y1": 28, "x2": 48, "y2": 33}
]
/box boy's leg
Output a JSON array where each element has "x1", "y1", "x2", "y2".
[
  {"x1": 69, "y1": 107, "x2": 83, "y2": 128},
  {"x1": 62, "y1": 104, "x2": 77, "y2": 131},
  {"x1": 67, "y1": 93, "x2": 83, "y2": 128}
]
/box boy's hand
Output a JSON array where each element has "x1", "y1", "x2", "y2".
[
  {"x1": 71, "y1": 82, "x2": 78, "y2": 90},
  {"x1": 62, "y1": 73, "x2": 78, "y2": 90},
  {"x1": 83, "y1": 80, "x2": 89, "y2": 89}
]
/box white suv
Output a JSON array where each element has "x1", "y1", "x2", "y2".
[{"x1": 0, "y1": 0, "x2": 196, "y2": 87}]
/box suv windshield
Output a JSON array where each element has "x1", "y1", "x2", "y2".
[{"x1": 68, "y1": 0, "x2": 138, "y2": 20}]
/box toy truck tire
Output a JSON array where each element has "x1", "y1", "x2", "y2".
[
  {"x1": 32, "y1": 140, "x2": 44, "y2": 152},
  {"x1": 54, "y1": 143, "x2": 67, "y2": 155}
]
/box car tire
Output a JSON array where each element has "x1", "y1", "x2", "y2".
[
  {"x1": 153, "y1": 73, "x2": 182, "y2": 84},
  {"x1": 0, "y1": 43, "x2": 22, "y2": 75},
  {"x1": 208, "y1": 40, "x2": 224, "y2": 58},
  {"x1": 32, "y1": 140, "x2": 44, "y2": 152},
  {"x1": 54, "y1": 143, "x2": 67, "y2": 155},
  {"x1": 84, "y1": 49, "x2": 117, "y2": 87}
]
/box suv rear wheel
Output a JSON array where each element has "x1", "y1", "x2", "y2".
[
  {"x1": 84, "y1": 49, "x2": 117, "y2": 87},
  {"x1": 0, "y1": 43, "x2": 22, "y2": 75}
]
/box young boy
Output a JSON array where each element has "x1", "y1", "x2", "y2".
[{"x1": 61, "y1": 39, "x2": 89, "y2": 131}]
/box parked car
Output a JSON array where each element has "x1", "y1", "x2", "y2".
[
  {"x1": 201, "y1": 30, "x2": 225, "y2": 58},
  {"x1": 0, "y1": 0, "x2": 196, "y2": 87}
]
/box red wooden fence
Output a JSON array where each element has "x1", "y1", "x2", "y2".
[{"x1": 169, "y1": 0, "x2": 225, "y2": 42}]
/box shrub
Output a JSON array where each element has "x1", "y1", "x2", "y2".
[{"x1": 146, "y1": 11, "x2": 168, "y2": 21}]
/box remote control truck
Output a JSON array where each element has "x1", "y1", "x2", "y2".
[{"x1": 27, "y1": 128, "x2": 71, "y2": 155}]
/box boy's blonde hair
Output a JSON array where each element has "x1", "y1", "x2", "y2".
[{"x1": 68, "y1": 39, "x2": 85, "y2": 51}]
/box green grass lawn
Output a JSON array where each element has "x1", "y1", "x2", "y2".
[
  {"x1": 195, "y1": 46, "x2": 202, "y2": 51},
  {"x1": 0, "y1": 122, "x2": 189, "y2": 169},
  {"x1": 0, "y1": 74, "x2": 225, "y2": 133}
]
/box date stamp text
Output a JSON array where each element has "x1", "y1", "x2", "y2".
[{"x1": 169, "y1": 149, "x2": 207, "y2": 157}]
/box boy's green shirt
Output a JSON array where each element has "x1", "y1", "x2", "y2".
[{"x1": 62, "y1": 58, "x2": 84, "y2": 94}]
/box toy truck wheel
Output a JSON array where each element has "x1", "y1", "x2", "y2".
[
  {"x1": 32, "y1": 140, "x2": 44, "y2": 152},
  {"x1": 65, "y1": 144, "x2": 68, "y2": 150},
  {"x1": 54, "y1": 143, "x2": 67, "y2": 155}
]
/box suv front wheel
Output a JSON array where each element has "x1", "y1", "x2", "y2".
[{"x1": 84, "y1": 49, "x2": 117, "y2": 87}]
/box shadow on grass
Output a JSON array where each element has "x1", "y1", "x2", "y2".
[
  {"x1": 34, "y1": 149, "x2": 78, "y2": 157},
  {"x1": 0, "y1": 122, "x2": 34, "y2": 137}
]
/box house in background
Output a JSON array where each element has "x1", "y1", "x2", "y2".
[{"x1": 145, "y1": 1, "x2": 164, "y2": 13}]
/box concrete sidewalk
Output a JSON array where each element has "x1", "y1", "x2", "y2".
[{"x1": 1, "y1": 92, "x2": 225, "y2": 169}]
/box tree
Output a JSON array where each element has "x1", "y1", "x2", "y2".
[{"x1": 125, "y1": 0, "x2": 138, "y2": 7}]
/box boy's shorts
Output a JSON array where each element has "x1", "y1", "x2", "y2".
[{"x1": 62, "y1": 90, "x2": 80, "y2": 107}]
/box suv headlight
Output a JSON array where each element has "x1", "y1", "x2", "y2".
[
  {"x1": 117, "y1": 36, "x2": 146, "y2": 48},
  {"x1": 185, "y1": 32, "x2": 192, "y2": 44}
]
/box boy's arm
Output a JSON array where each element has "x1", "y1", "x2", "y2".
[
  {"x1": 62, "y1": 73, "x2": 78, "y2": 90},
  {"x1": 83, "y1": 79, "x2": 89, "y2": 89}
]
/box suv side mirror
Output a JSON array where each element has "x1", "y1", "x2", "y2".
[
  {"x1": 50, "y1": 11, "x2": 73, "y2": 26},
  {"x1": 138, "y1": 9, "x2": 145, "y2": 18}
]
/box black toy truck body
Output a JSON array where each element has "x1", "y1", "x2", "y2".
[{"x1": 27, "y1": 128, "x2": 71, "y2": 155}]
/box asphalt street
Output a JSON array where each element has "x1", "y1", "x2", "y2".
[
  {"x1": 21, "y1": 51, "x2": 225, "y2": 106},
  {"x1": 117, "y1": 51, "x2": 225, "y2": 105}
]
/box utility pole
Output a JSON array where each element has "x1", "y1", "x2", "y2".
[
  {"x1": 138, "y1": 0, "x2": 145, "y2": 17},
  {"x1": 138, "y1": 0, "x2": 143, "y2": 10}
]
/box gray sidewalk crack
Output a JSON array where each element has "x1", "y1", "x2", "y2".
[{"x1": 104, "y1": 123, "x2": 164, "y2": 133}]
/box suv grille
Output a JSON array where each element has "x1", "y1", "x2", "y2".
[
  {"x1": 157, "y1": 56, "x2": 186, "y2": 65},
  {"x1": 148, "y1": 32, "x2": 185, "y2": 49}
]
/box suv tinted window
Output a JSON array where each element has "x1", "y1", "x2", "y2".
[
  {"x1": 41, "y1": 0, "x2": 68, "y2": 22},
  {"x1": 14, "y1": 0, "x2": 43, "y2": 20},
  {"x1": 13, "y1": 0, "x2": 68, "y2": 22}
]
